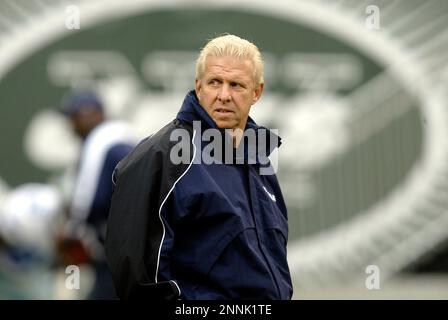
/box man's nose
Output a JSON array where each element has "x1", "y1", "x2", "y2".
[{"x1": 218, "y1": 84, "x2": 231, "y2": 102}]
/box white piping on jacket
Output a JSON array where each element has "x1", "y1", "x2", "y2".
[{"x1": 155, "y1": 129, "x2": 197, "y2": 297}]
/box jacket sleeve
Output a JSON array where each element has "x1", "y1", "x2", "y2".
[{"x1": 105, "y1": 135, "x2": 189, "y2": 300}]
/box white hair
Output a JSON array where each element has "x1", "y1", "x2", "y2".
[{"x1": 196, "y1": 34, "x2": 264, "y2": 86}]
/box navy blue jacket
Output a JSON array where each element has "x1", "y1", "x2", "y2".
[{"x1": 106, "y1": 90, "x2": 293, "y2": 300}]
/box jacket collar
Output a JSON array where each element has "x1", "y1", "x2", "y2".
[
  {"x1": 176, "y1": 90, "x2": 216, "y2": 129},
  {"x1": 176, "y1": 90, "x2": 282, "y2": 165}
]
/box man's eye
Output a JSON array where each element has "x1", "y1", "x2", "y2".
[
  {"x1": 209, "y1": 79, "x2": 220, "y2": 85},
  {"x1": 231, "y1": 82, "x2": 246, "y2": 88}
]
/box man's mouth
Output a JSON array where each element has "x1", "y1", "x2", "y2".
[{"x1": 215, "y1": 108, "x2": 234, "y2": 114}]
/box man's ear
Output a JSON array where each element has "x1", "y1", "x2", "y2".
[
  {"x1": 195, "y1": 79, "x2": 202, "y2": 100},
  {"x1": 252, "y1": 83, "x2": 264, "y2": 105}
]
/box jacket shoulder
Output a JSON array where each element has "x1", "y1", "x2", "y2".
[{"x1": 114, "y1": 119, "x2": 192, "y2": 181}]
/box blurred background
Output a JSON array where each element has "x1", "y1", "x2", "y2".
[{"x1": 1, "y1": 0, "x2": 448, "y2": 299}]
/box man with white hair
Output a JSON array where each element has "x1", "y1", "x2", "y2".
[{"x1": 106, "y1": 34, "x2": 293, "y2": 300}]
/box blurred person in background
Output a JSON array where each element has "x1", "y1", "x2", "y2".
[
  {"x1": 59, "y1": 89, "x2": 135, "y2": 299},
  {"x1": 0, "y1": 183, "x2": 63, "y2": 299}
]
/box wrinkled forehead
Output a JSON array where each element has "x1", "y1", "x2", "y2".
[{"x1": 203, "y1": 55, "x2": 256, "y2": 81}]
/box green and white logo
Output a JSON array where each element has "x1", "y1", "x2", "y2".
[{"x1": 1, "y1": 0, "x2": 448, "y2": 290}]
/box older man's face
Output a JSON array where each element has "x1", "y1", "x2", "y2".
[{"x1": 195, "y1": 55, "x2": 264, "y2": 131}]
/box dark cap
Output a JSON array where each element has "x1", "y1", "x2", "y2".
[{"x1": 60, "y1": 90, "x2": 103, "y2": 116}]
